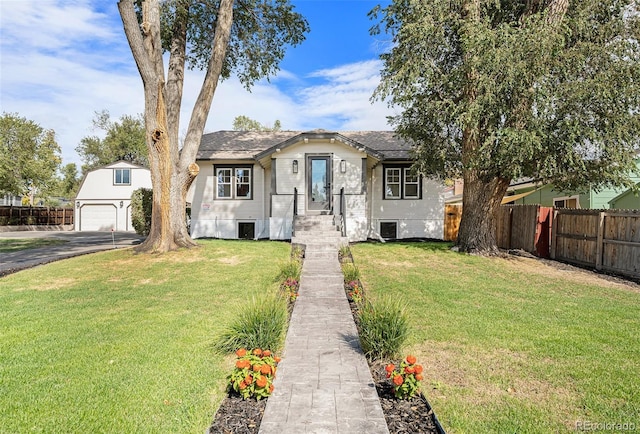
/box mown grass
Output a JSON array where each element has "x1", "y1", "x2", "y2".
[
  {"x1": 0, "y1": 240, "x2": 290, "y2": 434},
  {"x1": 0, "y1": 238, "x2": 67, "y2": 252},
  {"x1": 351, "y1": 241, "x2": 640, "y2": 433}
]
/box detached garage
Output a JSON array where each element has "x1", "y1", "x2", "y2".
[{"x1": 74, "y1": 161, "x2": 151, "y2": 232}]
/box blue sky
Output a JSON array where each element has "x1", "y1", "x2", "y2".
[{"x1": 0, "y1": 0, "x2": 395, "y2": 166}]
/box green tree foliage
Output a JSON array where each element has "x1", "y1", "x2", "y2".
[
  {"x1": 233, "y1": 115, "x2": 282, "y2": 131},
  {"x1": 76, "y1": 110, "x2": 147, "y2": 172},
  {"x1": 131, "y1": 187, "x2": 153, "y2": 236},
  {"x1": 118, "y1": 0, "x2": 308, "y2": 252},
  {"x1": 372, "y1": 0, "x2": 640, "y2": 254},
  {"x1": 59, "y1": 163, "x2": 80, "y2": 199},
  {"x1": 0, "y1": 112, "x2": 62, "y2": 201}
]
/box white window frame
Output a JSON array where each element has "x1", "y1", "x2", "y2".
[
  {"x1": 385, "y1": 168, "x2": 401, "y2": 199},
  {"x1": 114, "y1": 168, "x2": 131, "y2": 185},
  {"x1": 383, "y1": 166, "x2": 421, "y2": 200},
  {"x1": 403, "y1": 168, "x2": 420, "y2": 199},
  {"x1": 553, "y1": 195, "x2": 580, "y2": 209},
  {"x1": 215, "y1": 165, "x2": 253, "y2": 200}
]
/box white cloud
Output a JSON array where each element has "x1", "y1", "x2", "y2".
[{"x1": 0, "y1": 1, "x2": 397, "y2": 167}]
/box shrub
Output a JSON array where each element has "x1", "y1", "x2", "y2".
[
  {"x1": 385, "y1": 355, "x2": 424, "y2": 399},
  {"x1": 228, "y1": 348, "x2": 281, "y2": 400},
  {"x1": 280, "y1": 277, "x2": 299, "y2": 302},
  {"x1": 358, "y1": 296, "x2": 409, "y2": 360},
  {"x1": 346, "y1": 280, "x2": 363, "y2": 304},
  {"x1": 214, "y1": 295, "x2": 288, "y2": 354},
  {"x1": 341, "y1": 263, "x2": 360, "y2": 282},
  {"x1": 130, "y1": 188, "x2": 152, "y2": 236}
]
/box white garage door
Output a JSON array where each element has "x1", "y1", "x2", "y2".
[{"x1": 80, "y1": 204, "x2": 117, "y2": 231}]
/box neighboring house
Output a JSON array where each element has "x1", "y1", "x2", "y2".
[
  {"x1": 74, "y1": 161, "x2": 152, "y2": 231},
  {"x1": 1, "y1": 194, "x2": 24, "y2": 206},
  {"x1": 608, "y1": 183, "x2": 640, "y2": 209},
  {"x1": 190, "y1": 130, "x2": 446, "y2": 241},
  {"x1": 503, "y1": 160, "x2": 640, "y2": 209}
]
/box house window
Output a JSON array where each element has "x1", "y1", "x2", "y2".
[
  {"x1": 554, "y1": 195, "x2": 579, "y2": 209},
  {"x1": 215, "y1": 165, "x2": 252, "y2": 199},
  {"x1": 380, "y1": 221, "x2": 397, "y2": 239},
  {"x1": 383, "y1": 165, "x2": 421, "y2": 199},
  {"x1": 238, "y1": 222, "x2": 255, "y2": 239},
  {"x1": 404, "y1": 168, "x2": 420, "y2": 198},
  {"x1": 114, "y1": 168, "x2": 131, "y2": 185}
]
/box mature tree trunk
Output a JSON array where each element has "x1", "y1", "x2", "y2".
[
  {"x1": 457, "y1": 173, "x2": 510, "y2": 254},
  {"x1": 118, "y1": 0, "x2": 234, "y2": 253}
]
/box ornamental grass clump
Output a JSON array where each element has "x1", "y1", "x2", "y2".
[
  {"x1": 229, "y1": 348, "x2": 281, "y2": 400},
  {"x1": 358, "y1": 296, "x2": 409, "y2": 360},
  {"x1": 214, "y1": 295, "x2": 288, "y2": 353},
  {"x1": 277, "y1": 257, "x2": 301, "y2": 282},
  {"x1": 385, "y1": 355, "x2": 424, "y2": 400},
  {"x1": 342, "y1": 263, "x2": 361, "y2": 283}
]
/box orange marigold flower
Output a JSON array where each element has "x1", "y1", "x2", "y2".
[
  {"x1": 414, "y1": 364, "x2": 423, "y2": 374},
  {"x1": 253, "y1": 364, "x2": 261, "y2": 372},
  {"x1": 404, "y1": 366, "x2": 415, "y2": 374},
  {"x1": 236, "y1": 348, "x2": 247, "y2": 357},
  {"x1": 406, "y1": 355, "x2": 417, "y2": 365},
  {"x1": 393, "y1": 375, "x2": 404, "y2": 386},
  {"x1": 260, "y1": 364, "x2": 272, "y2": 375},
  {"x1": 274, "y1": 356, "x2": 281, "y2": 364},
  {"x1": 269, "y1": 384, "x2": 274, "y2": 393},
  {"x1": 415, "y1": 374, "x2": 424, "y2": 381},
  {"x1": 236, "y1": 359, "x2": 250, "y2": 369},
  {"x1": 256, "y1": 375, "x2": 268, "y2": 388},
  {"x1": 238, "y1": 380, "x2": 247, "y2": 390},
  {"x1": 385, "y1": 364, "x2": 395, "y2": 373},
  {"x1": 253, "y1": 348, "x2": 263, "y2": 356},
  {"x1": 262, "y1": 350, "x2": 271, "y2": 357},
  {"x1": 386, "y1": 372, "x2": 392, "y2": 379},
  {"x1": 245, "y1": 375, "x2": 253, "y2": 384}
]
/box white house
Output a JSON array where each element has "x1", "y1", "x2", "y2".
[
  {"x1": 74, "y1": 161, "x2": 152, "y2": 232},
  {"x1": 190, "y1": 130, "x2": 446, "y2": 241}
]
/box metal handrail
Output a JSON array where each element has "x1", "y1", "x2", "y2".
[
  {"x1": 339, "y1": 187, "x2": 346, "y2": 237},
  {"x1": 293, "y1": 187, "x2": 298, "y2": 216}
]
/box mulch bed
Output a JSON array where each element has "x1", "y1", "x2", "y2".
[{"x1": 208, "y1": 394, "x2": 265, "y2": 434}]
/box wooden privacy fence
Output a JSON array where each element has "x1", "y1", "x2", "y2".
[
  {"x1": 495, "y1": 205, "x2": 553, "y2": 258},
  {"x1": 444, "y1": 204, "x2": 462, "y2": 241},
  {"x1": 0, "y1": 206, "x2": 74, "y2": 226},
  {"x1": 552, "y1": 209, "x2": 640, "y2": 280},
  {"x1": 450, "y1": 204, "x2": 639, "y2": 280}
]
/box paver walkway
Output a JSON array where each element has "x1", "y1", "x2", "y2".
[{"x1": 259, "y1": 241, "x2": 389, "y2": 434}]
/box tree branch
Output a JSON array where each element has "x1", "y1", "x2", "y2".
[
  {"x1": 166, "y1": 0, "x2": 190, "y2": 152},
  {"x1": 118, "y1": 0, "x2": 154, "y2": 84},
  {"x1": 180, "y1": 0, "x2": 235, "y2": 168}
]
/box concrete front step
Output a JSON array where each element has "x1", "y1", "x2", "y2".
[
  {"x1": 293, "y1": 215, "x2": 340, "y2": 233},
  {"x1": 292, "y1": 234, "x2": 348, "y2": 244}
]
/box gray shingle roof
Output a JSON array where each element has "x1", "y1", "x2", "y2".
[{"x1": 196, "y1": 130, "x2": 413, "y2": 161}]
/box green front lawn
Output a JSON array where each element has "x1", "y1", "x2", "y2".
[
  {"x1": 351, "y1": 242, "x2": 640, "y2": 433},
  {"x1": 0, "y1": 238, "x2": 68, "y2": 252},
  {"x1": 0, "y1": 240, "x2": 290, "y2": 434}
]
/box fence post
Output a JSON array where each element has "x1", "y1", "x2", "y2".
[
  {"x1": 595, "y1": 211, "x2": 605, "y2": 271},
  {"x1": 550, "y1": 209, "x2": 558, "y2": 260}
]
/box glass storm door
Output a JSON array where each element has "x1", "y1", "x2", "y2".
[{"x1": 307, "y1": 156, "x2": 331, "y2": 212}]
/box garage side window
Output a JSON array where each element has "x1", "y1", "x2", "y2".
[
  {"x1": 215, "y1": 165, "x2": 253, "y2": 199},
  {"x1": 114, "y1": 168, "x2": 131, "y2": 185}
]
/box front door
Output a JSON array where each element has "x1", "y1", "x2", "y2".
[{"x1": 307, "y1": 156, "x2": 331, "y2": 213}]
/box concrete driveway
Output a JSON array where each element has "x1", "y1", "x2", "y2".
[{"x1": 0, "y1": 231, "x2": 145, "y2": 276}]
